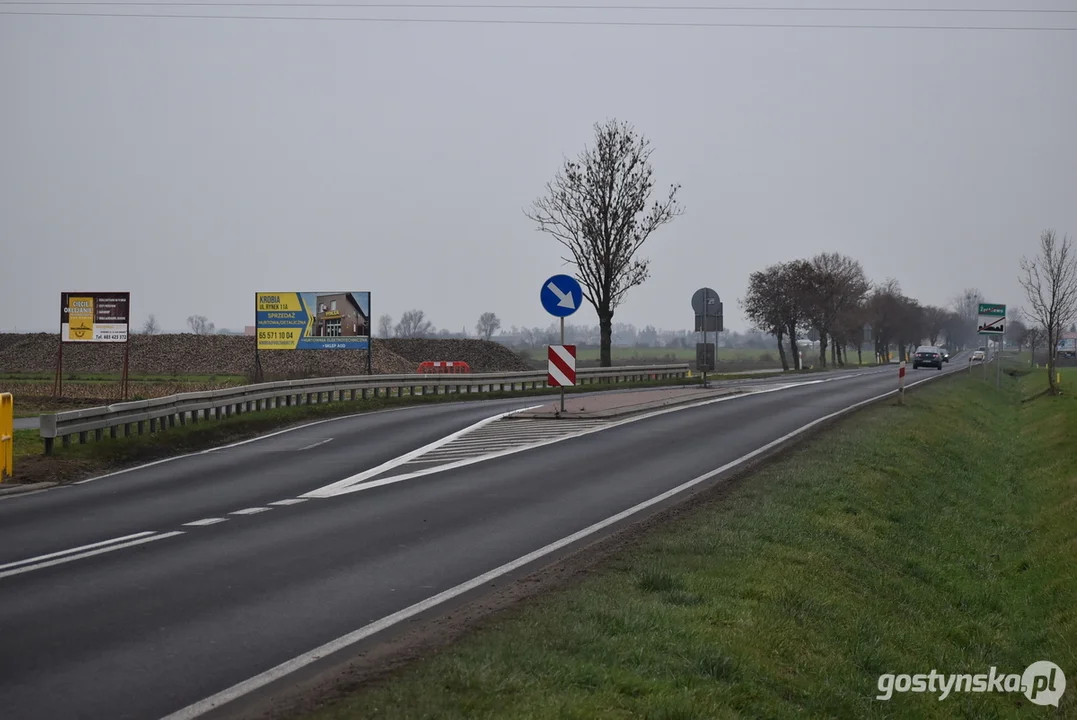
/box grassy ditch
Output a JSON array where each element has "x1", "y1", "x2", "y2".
[
  {"x1": 304, "y1": 370, "x2": 1077, "y2": 719},
  {"x1": 4, "y1": 375, "x2": 709, "y2": 484}
]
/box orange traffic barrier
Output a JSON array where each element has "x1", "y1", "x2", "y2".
[{"x1": 417, "y1": 361, "x2": 472, "y2": 375}]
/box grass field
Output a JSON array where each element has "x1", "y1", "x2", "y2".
[{"x1": 303, "y1": 370, "x2": 1076, "y2": 719}]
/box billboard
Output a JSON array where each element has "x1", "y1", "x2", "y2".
[
  {"x1": 60, "y1": 292, "x2": 130, "y2": 343},
  {"x1": 255, "y1": 292, "x2": 370, "y2": 350}
]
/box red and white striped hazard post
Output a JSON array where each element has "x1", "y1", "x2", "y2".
[
  {"x1": 898, "y1": 360, "x2": 906, "y2": 405},
  {"x1": 548, "y1": 344, "x2": 577, "y2": 413}
]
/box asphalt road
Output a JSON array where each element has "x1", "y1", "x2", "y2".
[{"x1": 0, "y1": 360, "x2": 966, "y2": 720}]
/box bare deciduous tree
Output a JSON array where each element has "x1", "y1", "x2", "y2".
[
  {"x1": 475, "y1": 312, "x2": 501, "y2": 341},
  {"x1": 525, "y1": 118, "x2": 683, "y2": 367},
  {"x1": 186, "y1": 315, "x2": 215, "y2": 335},
  {"x1": 377, "y1": 314, "x2": 393, "y2": 338},
  {"x1": 921, "y1": 305, "x2": 948, "y2": 346},
  {"x1": 949, "y1": 288, "x2": 985, "y2": 349},
  {"x1": 795, "y1": 253, "x2": 870, "y2": 368},
  {"x1": 1018, "y1": 229, "x2": 1077, "y2": 394},
  {"x1": 1025, "y1": 324, "x2": 1045, "y2": 368},
  {"x1": 141, "y1": 314, "x2": 160, "y2": 335},
  {"x1": 394, "y1": 309, "x2": 434, "y2": 338},
  {"x1": 741, "y1": 263, "x2": 802, "y2": 371}
]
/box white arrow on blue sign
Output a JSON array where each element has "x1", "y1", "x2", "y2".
[{"x1": 540, "y1": 274, "x2": 584, "y2": 318}]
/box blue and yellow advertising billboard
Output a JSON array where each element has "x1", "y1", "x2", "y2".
[{"x1": 255, "y1": 292, "x2": 370, "y2": 350}]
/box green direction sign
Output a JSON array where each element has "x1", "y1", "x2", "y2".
[{"x1": 977, "y1": 302, "x2": 1006, "y2": 335}]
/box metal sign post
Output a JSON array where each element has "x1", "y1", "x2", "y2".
[
  {"x1": 540, "y1": 274, "x2": 583, "y2": 417},
  {"x1": 977, "y1": 302, "x2": 1006, "y2": 387},
  {"x1": 691, "y1": 287, "x2": 723, "y2": 387},
  {"x1": 560, "y1": 317, "x2": 565, "y2": 413}
]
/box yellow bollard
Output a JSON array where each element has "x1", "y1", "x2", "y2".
[{"x1": 0, "y1": 393, "x2": 12, "y2": 482}]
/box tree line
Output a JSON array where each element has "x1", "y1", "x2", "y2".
[{"x1": 744, "y1": 254, "x2": 990, "y2": 371}]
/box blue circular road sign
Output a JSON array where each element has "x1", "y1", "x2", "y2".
[{"x1": 540, "y1": 274, "x2": 583, "y2": 318}]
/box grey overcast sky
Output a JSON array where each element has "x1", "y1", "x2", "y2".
[{"x1": 1, "y1": 2, "x2": 1075, "y2": 334}]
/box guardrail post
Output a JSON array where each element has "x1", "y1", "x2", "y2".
[
  {"x1": 44, "y1": 437, "x2": 54, "y2": 456},
  {"x1": 149, "y1": 419, "x2": 158, "y2": 433},
  {"x1": 95, "y1": 429, "x2": 103, "y2": 442},
  {"x1": 138, "y1": 420, "x2": 145, "y2": 435},
  {"x1": 110, "y1": 426, "x2": 118, "y2": 439},
  {"x1": 79, "y1": 431, "x2": 88, "y2": 444},
  {"x1": 124, "y1": 422, "x2": 132, "y2": 436},
  {"x1": 63, "y1": 434, "x2": 71, "y2": 448}
]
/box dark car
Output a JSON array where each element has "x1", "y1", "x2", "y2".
[
  {"x1": 940, "y1": 349, "x2": 950, "y2": 362},
  {"x1": 913, "y1": 345, "x2": 944, "y2": 370}
]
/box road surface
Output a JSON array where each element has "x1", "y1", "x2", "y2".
[{"x1": 0, "y1": 361, "x2": 964, "y2": 720}]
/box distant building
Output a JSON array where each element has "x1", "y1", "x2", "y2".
[
  {"x1": 1058, "y1": 332, "x2": 1077, "y2": 358},
  {"x1": 313, "y1": 293, "x2": 368, "y2": 337}
]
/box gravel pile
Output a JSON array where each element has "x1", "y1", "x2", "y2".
[{"x1": 0, "y1": 334, "x2": 530, "y2": 378}]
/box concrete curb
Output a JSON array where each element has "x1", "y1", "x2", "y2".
[
  {"x1": 0, "y1": 482, "x2": 58, "y2": 496},
  {"x1": 507, "y1": 388, "x2": 745, "y2": 420}
]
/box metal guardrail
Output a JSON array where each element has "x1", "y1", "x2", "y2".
[
  {"x1": 37, "y1": 364, "x2": 691, "y2": 454},
  {"x1": 1, "y1": 393, "x2": 12, "y2": 480}
]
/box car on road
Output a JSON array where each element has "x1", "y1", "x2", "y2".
[
  {"x1": 912, "y1": 346, "x2": 944, "y2": 370},
  {"x1": 971, "y1": 350, "x2": 985, "y2": 362},
  {"x1": 940, "y1": 349, "x2": 950, "y2": 362}
]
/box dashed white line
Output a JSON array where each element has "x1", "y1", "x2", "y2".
[
  {"x1": 164, "y1": 366, "x2": 962, "y2": 720},
  {"x1": 184, "y1": 518, "x2": 228, "y2": 527},
  {"x1": 0, "y1": 532, "x2": 185, "y2": 580},
  {"x1": 230, "y1": 507, "x2": 271, "y2": 516},
  {"x1": 298, "y1": 438, "x2": 334, "y2": 451},
  {"x1": 268, "y1": 499, "x2": 308, "y2": 507}
]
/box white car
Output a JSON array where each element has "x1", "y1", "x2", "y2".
[{"x1": 971, "y1": 350, "x2": 985, "y2": 362}]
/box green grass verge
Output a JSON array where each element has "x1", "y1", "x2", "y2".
[{"x1": 303, "y1": 370, "x2": 1077, "y2": 719}]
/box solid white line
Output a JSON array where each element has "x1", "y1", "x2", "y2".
[
  {"x1": 302, "y1": 405, "x2": 544, "y2": 498},
  {"x1": 268, "y1": 499, "x2": 308, "y2": 506},
  {"x1": 0, "y1": 531, "x2": 158, "y2": 571},
  {"x1": 298, "y1": 438, "x2": 334, "y2": 451},
  {"x1": 306, "y1": 370, "x2": 946, "y2": 499},
  {"x1": 304, "y1": 384, "x2": 799, "y2": 498},
  {"x1": 64, "y1": 399, "x2": 539, "y2": 488},
  {"x1": 0, "y1": 531, "x2": 184, "y2": 580},
  {"x1": 230, "y1": 507, "x2": 271, "y2": 516},
  {"x1": 163, "y1": 368, "x2": 957, "y2": 720},
  {"x1": 183, "y1": 518, "x2": 228, "y2": 527}
]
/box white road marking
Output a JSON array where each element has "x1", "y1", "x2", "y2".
[
  {"x1": 301, "y1": 405, "x2": 544, "y2": 498},
  {"x1": 0, "y1": 532, "x2": 184, "y2": 580},
  {"x1": 161, "y1": 367, "x2": 957, "y2": 720},
  {"x1": 230, "y1": 507, "x2": 271, "y2": 516},
  {"x1": 298, "y1": 438, "x2": 334, "y2": 451},
  {"x1": 183, "y1": 518, "x2": 228, "y2": 527},
  {"x1": 63, "y1": 399, "x2": 537, "y2": 488},
  {"x1": 268, "y1": 499, "x2": 308, "y2": 506},
  {"x1": 304, "y1": 380, "x2": 837, "y2": 498},
  {"x1": 0, "y1": 531, "x2": 157, "y2": 571}
]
